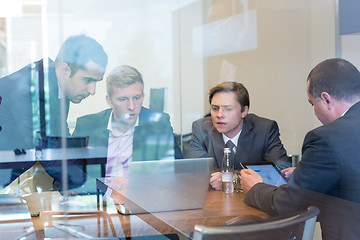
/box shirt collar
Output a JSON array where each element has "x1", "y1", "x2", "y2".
[
  {"x1": 341, "y1": 108, "x2": 349, "y2": 117},
  {"x1": 222, "y1": 130, "x2": 242, "y2": 147}
]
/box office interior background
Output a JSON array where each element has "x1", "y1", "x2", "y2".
[{"x1": 0, "y1": 0, "x2": 359, "y2": 159}]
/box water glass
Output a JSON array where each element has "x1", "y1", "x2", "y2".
[{"x1": 233, "y1": 170, "x2": 243, "y2": 192}]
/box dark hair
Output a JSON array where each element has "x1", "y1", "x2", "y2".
[
  {"x1": 55, "y1": 34, "x2": 108, "y2": 76},
  {"x1": 106, "y1": 65, "x2": 144, "y2": 96},
  {"x1": 209, "y1": 82, "x2": 250, "y2": 110},
  {"x1": 308, "y1": 58, "x2": 360, "y2": 102}
]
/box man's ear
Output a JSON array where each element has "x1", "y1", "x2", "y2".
[
  {"x1": 106, "y1": 94, "x2": 113, "y2": 108},
  {"x1": 320, "y1": 92, "x2": 333, "y2": 109},
  {"x1": 241, "y1": 105, "x2": 249, "y2": 119},
  {"x1": 56, "y1": 63, "x2": 71, "y2": 79}
]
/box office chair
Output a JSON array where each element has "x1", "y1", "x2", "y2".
[
  {"x1": 43, "y1": 136, "x2": 89, "y2": 149},
  {"x1": 193, "y1": 206, "x2": 319, "y2": 240}
]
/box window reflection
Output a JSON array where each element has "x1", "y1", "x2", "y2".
[{"x1": 0, "y1": 0, "x2": 341, "y2": 238}]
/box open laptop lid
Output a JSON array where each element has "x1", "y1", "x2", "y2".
[{"x1": 97, "y1": 157, "x2": 214, "y2": 215}]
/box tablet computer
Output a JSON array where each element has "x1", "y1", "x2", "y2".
[{"x1": 242, "y1": 162, "x2": 288, "y2": 187}]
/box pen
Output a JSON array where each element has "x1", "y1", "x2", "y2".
[{"x1": 240, "y1": 162, "x2": 245, "y2": 169}]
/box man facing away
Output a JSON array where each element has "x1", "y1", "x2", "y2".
[
  {"x1": 240, "y1": 58, "x2": 360, "y2": 239},
  {"x1": 188, "y1": 81, "x2": 289, "y2": 190},
  {"x1": 73, "y1": 65, "x2": 182, "y2": 180}
]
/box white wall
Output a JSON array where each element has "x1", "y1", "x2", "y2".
[
  {"x1": 177, "y1": 0, "x2": 335, "y2": 154},
  {"x1": 4, "y1": 0, "x2": 336, "y2": 155}
]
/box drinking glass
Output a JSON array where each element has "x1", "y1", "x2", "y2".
[{"x1": 233, "y1": 170, "x2": 243, "y2": 192}]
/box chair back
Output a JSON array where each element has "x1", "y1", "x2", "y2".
[
  {"x1": 193, "y1": 206, "x2": 319, "y2": 240},
  {"x1": 43, "y1": 136, "x2": 89, "y2": 149}
]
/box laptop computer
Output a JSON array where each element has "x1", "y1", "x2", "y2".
[{"x1": 96, "y1": 157, "x2": 214, "y2": 215}]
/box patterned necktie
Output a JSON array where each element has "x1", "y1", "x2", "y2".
[{"x1": 226, "y1": 140, "x2": 235, "y2": 163}]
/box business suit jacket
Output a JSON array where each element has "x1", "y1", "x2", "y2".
[
  {"x1": 72, "y1": 107, "x2": 182, "y2": 160},
  {"x1": 189, "y1": 114, "x2": 289, "y2": 171},
  {"x1": 0, "y1": 59, "x2": 84, "y2": 190},
  {"x1": 244, "y1": 102, "x2": 360, "y2": 239},
  {"x1": 245, "y1": 183, "x2": 360, "y2": 240},
  {"x1": 0, "y1": 59, "x2": 69, "y2": 150}
]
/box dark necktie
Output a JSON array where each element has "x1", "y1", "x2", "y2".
[{"x1": 226, "y1": 140, "x2": 235, "y2": 163}]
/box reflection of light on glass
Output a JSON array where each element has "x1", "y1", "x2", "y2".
[
  {"x1": 30, "y1": 41, "x2": 37, "y2": 64},
  {"x1": 0, "y1": 213, "x2": 31, "y2": 221},
  {"x1": 193, "y1": 10, "x2": 258, "y2": 57},
  {"x1": 41, "y1": 0, "x2": 49, "y2": 71},
  {"x1": 113, "y1": 113, "x2": 132, "y2": 124},
  {"x1": 149, "y1": 112, "x2": 162, "y2": 122},
  {"x1": 0, "y1": 0, "x2": 22, "y2": 17},
  {"x1": 220, "y1": 60, "x2": 237, "y2": 82}
]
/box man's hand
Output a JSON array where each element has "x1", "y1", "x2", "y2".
[
  {"x1": 281, "y1": 167, "x2": 296, "y2": 179},
  {"x1": 106, "y1": 177, "x2": 129, "y2": 205},
  {"x1": 210, "y1": 172, "x2": 222, "y2": 190},
  {"x1": 106, "y1": 177, "x2": 128, "y2": 194},
  {"x1": 240, "y1": 169, "x2": 264, "y2": 193}
]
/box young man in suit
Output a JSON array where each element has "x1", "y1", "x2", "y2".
[
  {"x1": 0, "y1": 34, "x2": 108, "y2": 151},
  {"x1": 73, "y1": 65, "x2": 182, "y2": 179},
  {"x1": 0, "y1": 35, "x2": 108, "y2": 190},
  {"x1": 189, "y1": 82, "x2": 289, "y2": 190}
]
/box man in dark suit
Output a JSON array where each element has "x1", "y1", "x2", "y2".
[
  {"x1": 241, "y1": 58, "x2": 360, "y2": 239},
  {"x1": 188, "y1": 82, "x2": 289, "y2": 190},
  {"x1": 0, "y1": 34, "x2": 108, "y2": 151},
  {"x1": 73, "y1": 65, "x2": 181, "y2": 178},
  {"x1": 0, "y1": 35, "x2": 108, "y2": 190}
]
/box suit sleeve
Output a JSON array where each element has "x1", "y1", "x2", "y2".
[
  {"x1": 288, "y1": 130, "x2": 340, "y2": 194},
  {"x1": 263, "y1": 121, "x2": 290, "y2": 169},
  {"x1": 244, "y1": 183, "x2": 280, "y2": 216},
  {"x1": 161, "y1": 113, "x2": 183, "y2": 159},
  {"x1": 245, "y1": 183, "x2": 321, "y2": 217},
  {"x1": 188, "y1": 120, "x2": 210, "y2": 159},
  {"x1": 134, "y1": 111, "x2": 183, "y2": 160}
]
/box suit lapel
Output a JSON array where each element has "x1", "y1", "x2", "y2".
[
  {"x1": 98, "y1": 109, "x2": 112, "y2": 147},
  {"x1": 132, "y1": 108, "x2": 150, "y2": 161},
  {"x1": 235, "y1": 116, "x2": 254, "y2": 165},
  {"x1": 211, "y1": 130, "x2": 225, "y2": 165}
]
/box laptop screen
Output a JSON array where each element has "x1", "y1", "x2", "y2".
[{"x1": 97, "y1": 158, "x2": 214, "y2": 214}]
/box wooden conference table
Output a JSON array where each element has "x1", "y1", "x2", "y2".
[
  {"x1": 4, "y1": 189, "x2": 269, "y2": 239},
  {"x1": 0, "y1": 147, "x2": 108, "y2": 168},
  {"x1": 0, "y1": 148, "x2": 269, "y2": 238}
]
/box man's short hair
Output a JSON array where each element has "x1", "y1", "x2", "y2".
[
  {"x1": 55, "y1": 34, "x2": 108, "y2": 76},
  {"x1": 209, "y1": 81, "x2": 250, "y2": 110},
  {"x1": 308, "y1": 58, "x2": 360, "y2": 103},
  {"x1": 106, "y1": 65, "x2": 144, "y2": 96}
]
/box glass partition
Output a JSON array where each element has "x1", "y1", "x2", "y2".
[{"x1": 0, "y1": 0, "x2": 337, "y2": 238}]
